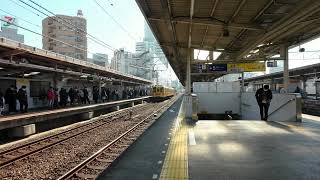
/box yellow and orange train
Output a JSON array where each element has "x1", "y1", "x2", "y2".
[{"x1": 151, "y1": 85, "x2": 175, "y2": 101}]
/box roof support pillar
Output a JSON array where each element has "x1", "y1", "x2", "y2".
[
  {"x1": 186, "y1": 48, "x2": 192, "y2": 95},
  {"x1": 209, "y1": 51, "x2": 214, "y2": 60},
  {"x1": 184, "y1": 48, "x2": 193, "y2": 121},
  {"x1": 301, "y1": 75, "x2": 307, "y2": 93},
  {"x1": 281, "y1": 44, "x2": 289, "y2": 93}
]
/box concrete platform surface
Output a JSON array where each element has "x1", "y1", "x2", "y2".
[
  {"x1": 188, "y1": 120, "x2": 320, "y2": 180},
  {"x1": 98, "y1": 97, "x2": 183, "y2": 180}
]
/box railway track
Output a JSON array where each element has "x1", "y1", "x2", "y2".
[
  {"x1": 0, "y1": 103, "x2": 153, "y2": 169},
  {"x1": 58, "y1": 96, "x2": 178, "y2": 179}
]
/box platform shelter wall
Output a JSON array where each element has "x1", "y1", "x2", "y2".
[
  {"x1": 241, "y1": 93, "x2": 298, "y2": 121},
  {"x1": 193, "y1": 82, "x2": 241, "y2": 114}
]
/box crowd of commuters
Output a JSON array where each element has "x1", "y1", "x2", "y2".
[{"x1": 0, "y1": 85, "x2": 149, "y2": 116}]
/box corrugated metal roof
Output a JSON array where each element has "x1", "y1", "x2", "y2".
[{"x1": 136, "y1": 0, "x2": 320, "y2": 84}]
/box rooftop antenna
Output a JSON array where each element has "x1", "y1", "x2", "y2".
[{"x1": 77, "y1": 10, "x2": 83, "y2": 17}]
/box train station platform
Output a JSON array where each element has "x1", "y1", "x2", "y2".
[
  {"x1": 0, "y1": 96, "x2": 150, "y2": 131},
  {"x1": 97, "y1": 98, "x2": 320, "y2": 180}
]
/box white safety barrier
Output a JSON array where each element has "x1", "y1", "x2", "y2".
[
  {"x1": 196, "y1": 92, "x2": 241, "y2": 114},
  {"x1": 193, "y1": 82, "x2": 301, "y2": 121},
  {"x1": 193, "y1": 82, "x2": 241, "y2": 114},
  {"x1": 241, "y1": 93, "x2": 301, "y2": 122}
]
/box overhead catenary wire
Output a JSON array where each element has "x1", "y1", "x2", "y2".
[
  {"x1": 94, "y1": 0, "x2": 138, "y2": 41},
  {"x1": 16, "y1": 0, "x2": 116, "y2": 52},
  {"x1": 106, "y1": 0, "x2": 114, "y2": 6},
  {"x1": 0, "y1": 8, "x2": 41, "y2": 28},
  {"x1": 8, "y1": 0, "x2": 44, "y2": 18},
  {"x1": 0, "y1": 18, "x2": 108, "y2": 61},
  {"x1": 27, "y1": 0, "x2": 116, "y2": 51}
]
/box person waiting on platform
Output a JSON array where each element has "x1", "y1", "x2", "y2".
[
  {"x1": 68, "y1": 87, "x2": 76, "y2": 105},
  {"x1": 59, "y1": 88, "x2": 68, "y2": 107},
  {"x1": 122, "y1": 89, "x2": 127, "y2": 99},
  {"x1": 83, "y1": 87, "x2": 90, "y2": 104},
  {"x1": 294, "y1": 86, "x2": 301, "y2": 94},
  {"x1": 106, "y1": 88, "x2": 110, "y2": 101},
  {"x1": 5, "y1": 85, "x2": 17, "y2": 114},
  {"x1": 17, "y1": 85, "x2": 28, "y2": 113},
  {"x1": 47, "y1": 87, "x2": 55, "y2": 108},
  {"x1": 101, "y1": 88, "x2": 107, "y2": 102},
  {"x1": 53, "y1": 88, "x2": 59, "y2": 108},
  {"x1": 93, "y1": 86, "x2": 99, "y2": 104},
  {"x1": 255, "y1": 85, "x2": 273, "y2": 121},
  {"x1": 0, "y1": 90, "x2": 4, "y2": 116}
]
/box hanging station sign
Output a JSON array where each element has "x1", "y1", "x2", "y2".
[
  {"x1": 208, "y1": 64, "x2": 228, "y2": 72},
  {"x1": 195, "y1": 62, "x2": 266, "y2": 73},
  {"x1": 243, "y1": 62, "x2": 266, "y2": 72},
  {"x1": 227, "y1": 62, "x2": 265, "y2": 72}
]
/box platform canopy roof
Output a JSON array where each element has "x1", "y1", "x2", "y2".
[
  {"x1": 136, "y1": 0, "x2": 320, "y2": 85},
  {"x1": 0, "y1": 38, "x2": 152, "y2": 85}
]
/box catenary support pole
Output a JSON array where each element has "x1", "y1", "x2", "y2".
[{"x1": 281, "y1": 44, "x2": 289, "y2": 93}]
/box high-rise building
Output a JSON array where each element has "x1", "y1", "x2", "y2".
[
  {"x1": 111, "y1": 48, "x2": 153, "y2": 80},
  {"x1": 88, "y1": 53, "x2": 108, "y2": 67},
  {"x1": 42, "y1": 10, "x2": 87, "y2": 61},
  {"x1": 0, "y1": 16, "x2": 24, "y2": 43},
  {"x1": 135, "y1": 22, "x2": 168, "y2": 67}
]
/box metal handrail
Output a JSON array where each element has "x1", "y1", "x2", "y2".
[{"x1": 268, "y1": 98, "x2": 295, "y2": 117}]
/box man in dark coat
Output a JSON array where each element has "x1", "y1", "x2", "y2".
[
  {"x1": 17, "y1": 85, "x2": 28, "y2": 112},
  {"x1": 92, "y1": 86, "x2": 99, "y2": 103},
  {"x1": 68, "y1": 88, "x2": 75, "y2": 105},
  {"x1": 0, "y1": 90, "x2": 4, "y2": 115},
  {"x1": 83, "y1": 87, "x2": 90, "y2": 104},
  {"x1": 105, "y1": 88, "x2": 110, "y2": 101},
  {"x1": 59, "y1": 88, "x2": 68, "y2": 107},
  {"x1": 5, "y1": 85, "x2": 17, "y2": 114},
  {"x1": 255, "y1": 85, "x2": 273, "y2": 121}
]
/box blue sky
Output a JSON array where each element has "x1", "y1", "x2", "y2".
[{"x1": 1, "y1": 0, "x2": 145, "y2": 58}]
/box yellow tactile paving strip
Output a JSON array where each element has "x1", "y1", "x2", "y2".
[{"x1": 160, "y1": 104, "x2": 188, "y2": 180}]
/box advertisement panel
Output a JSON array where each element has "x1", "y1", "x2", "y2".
[
  {"x1": 227, "y1": 63, "x2": 245, "y2": 73},
  {"x1": 243, "y1": 62, "x2": 265, "y2": 72},
  {"x1": 194, "y1": 62, "x2": 266, "y2": 73},
  {"x1": 227, "y1": 62, "x2": 265, "y2": 72},
  {"x1": 1, "y1": 16, "x2": 17, "y2": 29}
]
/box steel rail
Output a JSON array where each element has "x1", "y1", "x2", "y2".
[
  {"x1": 0, "y1": 104, "x2": 149, "y2": 168},
  {"x1": 0, "y1": 112, "x2": 120, "y2": 155},
  {"x1": 58, "y1": 96, "x2": 178, "y2": 179},
  {"x1": 0, "y1": 116, "x2": 118, "y2": 168}
]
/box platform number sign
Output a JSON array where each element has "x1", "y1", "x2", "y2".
[{"x1": 267, "y1": 61, "x2": 277, "y2": 67}]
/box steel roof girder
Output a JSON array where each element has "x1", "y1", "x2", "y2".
[{"x1": 237, "y1": 0, "x2": 320, "y2": 59}]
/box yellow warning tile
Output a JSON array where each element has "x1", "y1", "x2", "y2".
[{"x1": 160, "y1": 118, "x2": 188, "y2": 180}]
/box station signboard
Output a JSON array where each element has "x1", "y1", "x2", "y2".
[
  {"x1": 195, "y1": 62, "x2": 265, "y2": 73},
  {"x1": 227, "y1": 62, "x2": 265, "y2": 72},
  {"x1": 208, "y1": 64, "x2": 227, "y2": 72},
  {"x1": 267, "y1": 61, "x2": 277, "y2": 67},
  {"x1": 197, "y1": 64, "x2": 206, "y2": 73}
]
